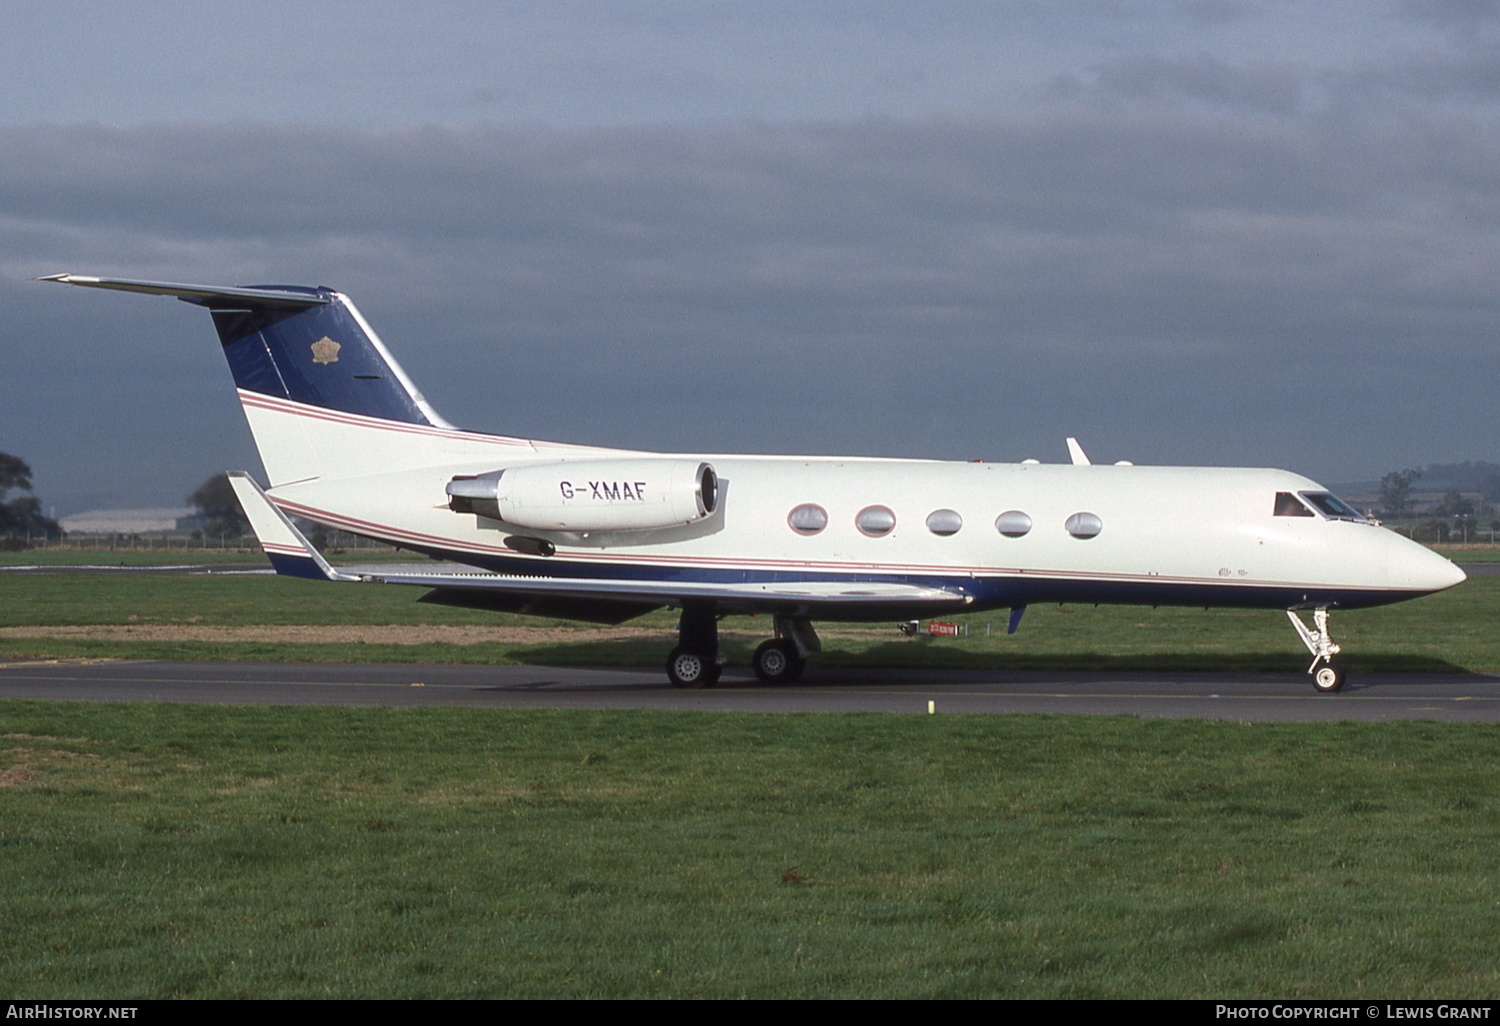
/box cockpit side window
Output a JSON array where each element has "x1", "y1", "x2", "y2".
[
  {"x1": 1299, "y1": 491, "x2": 1368, "y2": 522},
  {"x1": 1274, "y1": 492, "x2": 1315, "y2": 517}
]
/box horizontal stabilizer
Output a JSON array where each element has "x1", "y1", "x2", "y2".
[
  {"x1": 39, "y1": 274, "x2": 329, "y2": 309},
  {"x1": 44, "y1": 272, "x2": 449, "y2": 438}
]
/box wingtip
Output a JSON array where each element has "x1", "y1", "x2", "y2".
[{"x1": 37, "y1": 273, "x2": 105, "y2": 286}]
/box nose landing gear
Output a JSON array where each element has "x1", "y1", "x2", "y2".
[{"x1": 1287, "y1": 607, "x2": 1345, "y2": 693}]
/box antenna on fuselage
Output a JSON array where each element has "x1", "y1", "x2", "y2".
[{"x1": 1066, "y1": 437, "x2": 1091, "y2": 466}]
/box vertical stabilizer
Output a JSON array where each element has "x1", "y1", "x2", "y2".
[
  {"x1": 40, "y1": 275, "x2": 462, "y2": 487},
  {"x1": 198, "y1": 287, "x2": 449, "y2": 428}
]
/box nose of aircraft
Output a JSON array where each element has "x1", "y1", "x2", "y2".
[{"x1": 1387, "y1": 535, "x2": 1467, "y2": 594}]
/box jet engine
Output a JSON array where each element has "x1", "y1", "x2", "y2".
[{"x1": 446, "y1": 459, "x2": 718, "y2": 532}]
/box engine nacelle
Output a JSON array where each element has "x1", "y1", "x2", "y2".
[{"x1": 446, "y1": 460, "x2": 718, "y2": 532}]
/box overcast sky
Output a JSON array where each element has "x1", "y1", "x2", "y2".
[{"x1": 5, "y1": 1, "x2": 1500, "y2": 515}]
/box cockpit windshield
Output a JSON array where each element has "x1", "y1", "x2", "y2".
[
  {"x1": 1299, "y1": 491, "x2": 1368, "y2": 522},
  {"x1": 1274, "y1": 492, "x2": 1314, "y2": 517},
  {"x1": 1274, "y1": 490, "x2": 1370, "y2": 522}
]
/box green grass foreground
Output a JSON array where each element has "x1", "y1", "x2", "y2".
[{"x1": 2, "y1": 702, "x2": 1498, "y2": 999}]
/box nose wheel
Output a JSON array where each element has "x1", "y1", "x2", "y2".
[
  {"x1": 1288, "y1": 607, "x2": 1346, "y2": 693},
  {"x1": 1311, "y1": 663, "x2": 1346, "y2": 693}
]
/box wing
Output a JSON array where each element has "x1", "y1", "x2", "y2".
[{"x1": 228, "y1": 472, "x2": 973, "y2": 624}]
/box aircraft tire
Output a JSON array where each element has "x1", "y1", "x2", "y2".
[
  {"x1": 1311, "y1": 664, "x2": 1346, "y2": 693},
  {"x1": 667, "y1": 646, "x2": 718, "y2": 688},
  {"x1": 752, "y1": 639, "x2": 804, "y2": 684}
]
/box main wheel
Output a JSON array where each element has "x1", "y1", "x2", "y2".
[
  {"x1": 667, "y1": 647, "x2": 719, "y2": 688},
  {"x1": 753, "y1": 639, "x2": 804, "y2": 684},
  {"x1": 1311, "y1": 663, "x2": 1346, "y2": 693}
]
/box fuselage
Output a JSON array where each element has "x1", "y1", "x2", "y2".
[{"x1": 262, "y1": 419, "x2": 1464, "y2": 619}]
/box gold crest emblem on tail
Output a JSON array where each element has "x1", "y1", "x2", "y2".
[{"x1": 310, "y1": 336, "x2": 341, "y2": 365}]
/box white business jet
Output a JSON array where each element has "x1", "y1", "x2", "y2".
[{"x1": 44, "y1": 274, "x2": 1465, "y2": 692}]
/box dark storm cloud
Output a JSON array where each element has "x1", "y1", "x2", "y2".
[
  {"x1": 1332, "y1": 48, "x2": 1500, "y2": 106},
  {"x1": 1397, "y1": 0, "x2": 1500, "y2": 33},
  {"x1": 7, "y1": 97, "x2": 1500, "y2": 512},
  {"x1": 1073, "y1": 54, "x2": 1307, "y2": 114}
]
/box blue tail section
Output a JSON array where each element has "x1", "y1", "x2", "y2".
[
  {"x1": 38, "y1": 275, "x2": 446, "y2": 427},
  {"x1": 192, "y1": 288, "x2": 439, "y2": 426}
]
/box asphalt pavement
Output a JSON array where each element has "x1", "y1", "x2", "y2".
[{"x1": 1, "y1": 659, "x2": 1497, "y2": 721}]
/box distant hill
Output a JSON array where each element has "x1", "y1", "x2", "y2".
[
  {"x1": 1336, "y1": 461, "x2": 1500, "y2": 496},
  {"x1": 1411, "y1": 461, "x2": 1500, "y2": 492}
]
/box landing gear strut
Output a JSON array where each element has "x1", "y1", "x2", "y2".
[
  {"x1": 1287, "y1": 606, "x2": 1346, "y2": 693},
  {"x1": 667, "y1": 603, "x2": 724, "y2": 688},
  {"x1": 752, "y1": 615, "x2": 820, "y2": 684},
  {"x1": 666, "y1": 609, "x2": 822, "y2": 687}
]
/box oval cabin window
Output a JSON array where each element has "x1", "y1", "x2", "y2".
[
  {"x1": 925, "y1": 509, "x2": 963, "y2": 536},
  {"x1": 787, "y1": 503, "x2": 829, "y2": 536},
  {"x1": 1065, "y1": 512, "x2": 1103, "y2": 539},
  {"x1": 855, "y1": 505, "x2": 897, "y2": 537},
  {"x1": 995, "y1": 510, "x2": 1032, "y2": 538}
]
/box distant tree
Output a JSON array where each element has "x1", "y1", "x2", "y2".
[
  {"x1": 189, "y1": 473, "x2": 250, "y2": 539},
  {"x1": 0, "y1": 452, "x2": 33, "y2": 494},
  {"x1": 1435, "y1": 489, "x2": 1476, "y2": 518},
  {"x1": 1379, "y1": 468, "x2": 1422, "y2": 518},
  {"x1": 0, "y1": 452, "x2": 62, "y2": 541},
  {"x1": 1483, "y1": 475, "x2": 1500, "y2": 505}
]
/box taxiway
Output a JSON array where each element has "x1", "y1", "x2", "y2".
[{"x1": 1, "y1": 659, "x2": 1498, "y2": 721}]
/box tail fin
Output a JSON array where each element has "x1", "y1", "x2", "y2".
[
  {"x1": 42, "y1": 274, "x2": 466, "y2": 486},
  {"x1": 42, "y1": 274, "x2": 448, "y2": 426}
]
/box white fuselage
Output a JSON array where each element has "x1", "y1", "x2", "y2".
[{"x1": 247, "y1": 393, "x2": 1462, "y2": 616}]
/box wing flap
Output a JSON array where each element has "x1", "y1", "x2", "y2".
[{"x1": 348, "y1": 566, "x2": 972, "y2": 607}]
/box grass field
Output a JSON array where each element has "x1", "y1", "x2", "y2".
[
  {"x1": 2, "y1": 702, "x2": 1498, "y2": 998},
  {"x1": 2, "y1": 549, "x2": 1497, "y2": 998}
]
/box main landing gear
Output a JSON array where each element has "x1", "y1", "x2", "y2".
[
  {"x1": 752, "y1": 616, "x2": 821, "y2": 684},
  {"x1": 665, "y1": 607, "x2": 822, "y2": 688},
  {"x1": 1287, "y1": 606, "x2": 1346, "y2": 693},
  {"x1": 666, "y1": 603, "x2": 725, "y2": 688}
]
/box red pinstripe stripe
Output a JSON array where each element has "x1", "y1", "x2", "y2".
[
  {"x1": 266, "y1": 497, "x2": 1385, "y2": 593},
  {"x1": 238, "y1": 390, "x2": 538, "y2": 447}
]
